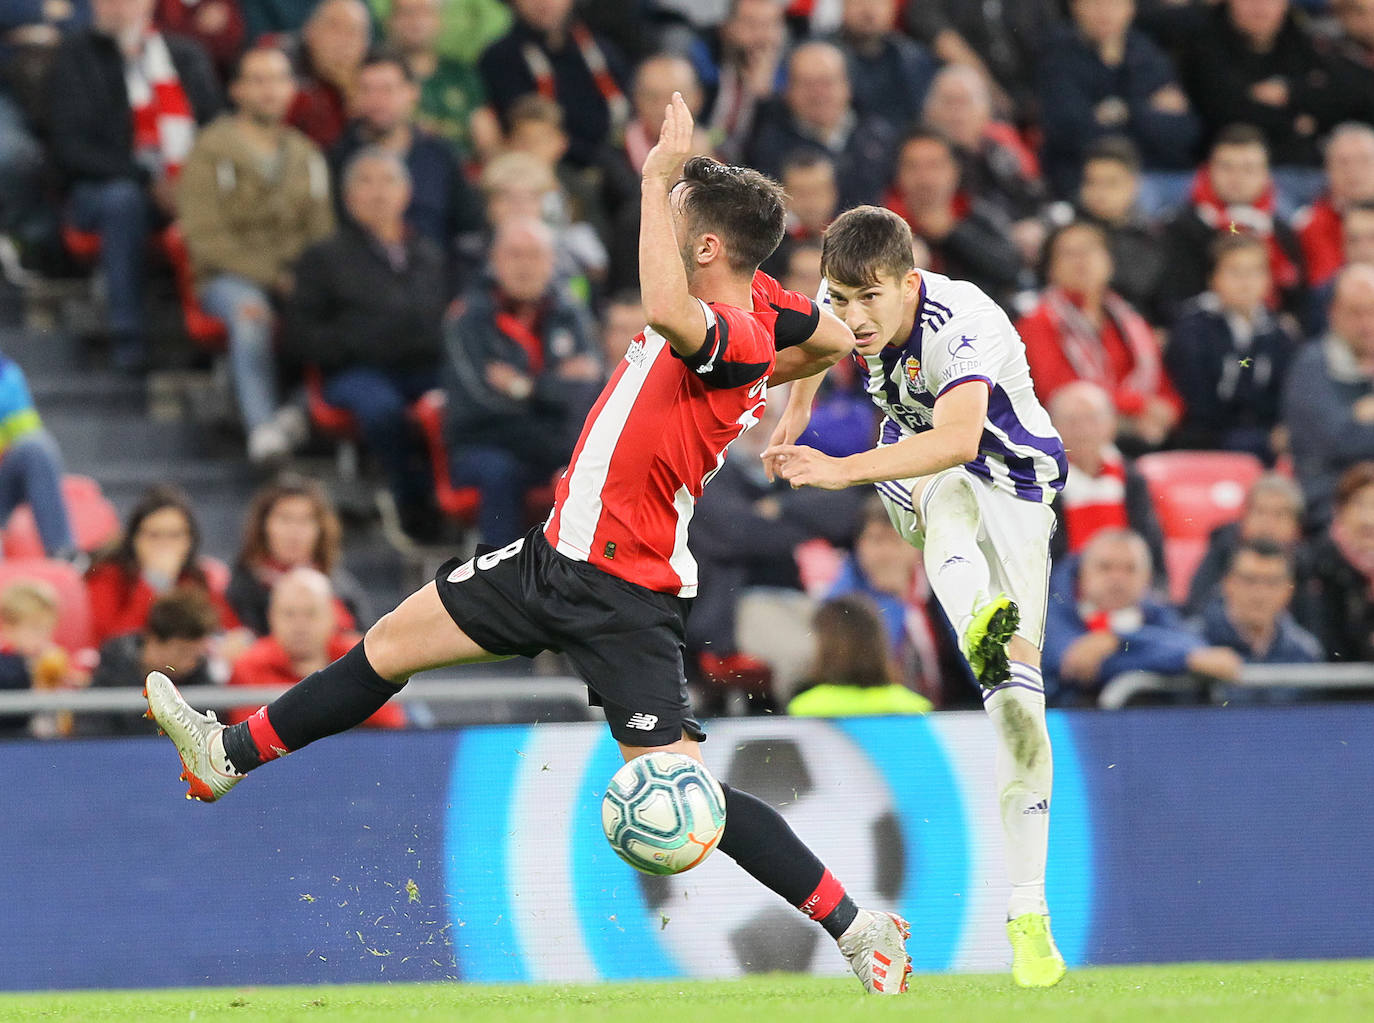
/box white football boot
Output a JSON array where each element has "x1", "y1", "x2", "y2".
[
  {"x1": 144, "y1": 671, "x2": 243, "y2": 802},
  {"x1": 837, "y1": 908, "x2": 913, "y2": 994}
]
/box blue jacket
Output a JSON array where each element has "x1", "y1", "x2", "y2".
[
  {"x1": 0, "y1": 355, "x2": 41, "y2": 454},
  {"x1": 1037, "y1": 24, "x2": 1200, "y2": 195},
  {"x1": 1193, "y1": 596, "x2": 1321, "y2": 665},
  {"x1": 1043, "y1": 555, "x2": 1205, "y2": 705}
]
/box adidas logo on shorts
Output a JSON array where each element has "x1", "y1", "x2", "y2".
[
  {"x1": 625, "y1": 713, "x2": 659, "y2": 731},
  {"x1": 1022, "y1": 799, "x2": 1049, "y2": 815}
]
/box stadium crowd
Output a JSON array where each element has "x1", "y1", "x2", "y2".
[{"x1": 4, "y1": 0, "x2": 1374, "y2": 734}]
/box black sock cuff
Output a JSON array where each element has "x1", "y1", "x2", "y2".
[{"x1": 339, "y1": 640, "x2": 404, "y2": 696}]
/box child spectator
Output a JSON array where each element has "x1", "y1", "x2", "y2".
[
  {"x1": 227, "y1": 474, "x2": 371, "y2": 636},
  {"x1": 787, "y1": 595, "x2": 933, "y2": 717},
  {"x1": 1074, "y1": 136, "x2": 1167, "y2": 322},
  {"x1": 85, "y1": 485, "x2": 238, "y2": 645},
  {"x1": 227, "y1": 567, "x2": 403, "y2": 728},
  {"x1": 1158, "y1": 125, "x2": 1306, "y2": 320},
  {"x1": 1165, "y1": 234, "x2": 1298, "y2": 461},
  {"x1": 0, "y1": 580, "x2": 81, "y2": 739},
  {"x1": 80, "y1": 590, "x2": 217, "y2": 736}
]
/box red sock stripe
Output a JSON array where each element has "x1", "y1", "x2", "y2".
[
  {"x1": 246, "y1": 706, "x2": 291, "y2": 762},
  {"x1": 798, "y1": 868, "x2": 846, "y2": 920}
]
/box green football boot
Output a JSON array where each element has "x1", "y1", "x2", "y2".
[
  {"x1": 1007, "y1": 913, "x2": 1066, "y2": 989},
  {"x1": 962, "y1": 593, "x2": 1020, "y2": 687}
]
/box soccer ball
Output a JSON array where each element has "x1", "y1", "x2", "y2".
[{"x1": 601, "y1": 752, "x2": 728, "y2": 876}]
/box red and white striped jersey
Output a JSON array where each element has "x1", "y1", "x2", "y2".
[{"x1": 544, "y1": 271, "x2": 820, "y2": 596}]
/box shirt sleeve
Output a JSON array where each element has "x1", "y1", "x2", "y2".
[
  {"x1": 672, "y1": 299, "x2": 774, "y2": 389},
  {"x1": 924, "y1": 308, "x2": 1002, "y2": 398},
  {"x1": 753, "y1": 270, "x2": 820, "y2": 351}
]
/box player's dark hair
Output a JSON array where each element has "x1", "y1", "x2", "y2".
[
  {"x1": 97, "y1": 484, "x2": 207, "y2": 588},
  {"x1": 1207, "y1": 231, "x2": 1268, "y2": 276},
  {"x1": 1211, "y1": 123, "x2": 1268, "y2": 156},
  {"x1": 1083, "y1": 134, "x2": 1142, "y2": 174},
  {"x1": 821, "y1": 205, "x2": 916, "y2": 287},
  {"x1": 805, "y1": 595, "x2": 896, "y2": 690},
  {"x1": 237, "y1": 473, "x2": 343, "y2": 576},
  {"x1": 676, "y1": 156, "x2": 788, "y2": 273},
  {"x1": 1225, "y1": 537, "x2": 1293, "y2": 578},
  {"x1": 145, "y1": 591, "x2": 219, "y2": 643}
]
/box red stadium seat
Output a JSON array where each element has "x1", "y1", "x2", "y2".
[
  {"x1": 3, "y1": 474, "x2": 120, "y2": 559},
  {"x1": 304, "y1": 365, "x2": 359, "y2": 439},
  {"x1": 0, "y1": 558, "x2": 93, "y2": 654},
  {"x1": 409, "y1": 390, "x2": 481, "y2": 522},
  {"x1": 62, "y1": 223, "x2": 229, "y2": 352},
  {"x1": 1135, "y1": 451, "x2": 1265, "y2": 602}
]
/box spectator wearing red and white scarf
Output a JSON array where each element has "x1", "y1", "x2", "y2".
[
  {"x1": 1158, "y1": 125, "x2": 1307, "y2": 322},
  {"x1": 478, "y1": 0, "x2": 628, "y2": 168},
  {"x1": 1046, "y1": 380, "x2": 1166, "y2": 581},
  {"x1": 1019, "y1": 219, "x2": 1182, "y2": 452},
  {"x1": 48, "y1": 0, "x2": 221, "y2": 371}
]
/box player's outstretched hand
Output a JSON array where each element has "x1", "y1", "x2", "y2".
[
  {"x1": 762, "y1": 443, "x2": 852, "y2": 491},
  {"x1": 641, "y1": 91, "x2": 696, "y2": 186},
  {"x1": 761, "y1": 406, "x2": 813, "y2": 482}
]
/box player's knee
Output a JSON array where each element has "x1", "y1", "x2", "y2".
[
  {"x1": 922, "y1": 470, "x2": 981, "y2": 530},
  {"x1": 362, "y1": 611, "x2": 409, "y2": 683}
]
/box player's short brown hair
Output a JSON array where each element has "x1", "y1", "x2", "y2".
[
  {"x1": 821, "y1": 205, "x2": 917, "y2": 288},
  {"x1": 676, "y1": 156, "x2": 787, "y2": 273}
]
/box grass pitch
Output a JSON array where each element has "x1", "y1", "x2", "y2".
[{"x1": 2, "y1": 961, "x2": 1371, "y2": 1023}]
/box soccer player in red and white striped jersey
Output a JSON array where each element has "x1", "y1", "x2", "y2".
[{"x1": 145, "y1": 92, "x2": 913, "y2": 992}]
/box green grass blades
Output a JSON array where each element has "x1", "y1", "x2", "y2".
[{"x1": 2, "y1": 962, "x2": 1372, "y2": 1023}]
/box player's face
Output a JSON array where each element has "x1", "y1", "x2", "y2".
[{"x1": 826, "y1": 271, "x2": 920, "y2": 355}]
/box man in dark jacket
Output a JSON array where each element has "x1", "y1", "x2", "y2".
[
  {"x1": 440, "y1": 217, "x2": 601, "y2": 545},
  {"x1": 47, "y1": 0, "x2": 221, "y2": 370},
  {"x1": 1193, "y1": 538, "x2": 1321, "y2": 670},
  {"x1": 1037, "y1": 0, "x2": 1200, "y2": 198},
  {"x1": 743, "y1": 42, "x2": 897, "y2": 210},
  {"x1": 827, "y1": 0, "x2": 937, "y2": 134},
  {"x1": 286, "y1": 147, "x2": 448, "y2": 539}
]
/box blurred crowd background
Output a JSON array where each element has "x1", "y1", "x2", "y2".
[{"x1": 3, "y1": 0, "x2": 1374, "y2": 737}]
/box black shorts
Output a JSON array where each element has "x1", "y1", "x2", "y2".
[{"x1": 434, "y1": 527, "x2": 706, "y2": 747}]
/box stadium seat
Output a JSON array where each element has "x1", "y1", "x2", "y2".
[
  {"x1": 61, "y1": 223, "x2": 228, "y2": 352},
  {"x1": 0, "y1": 558, "x2": 93, "y2": 654},
  {"x1": 3, "y1": 474, "x2": 120, "y2": 559},
  {"x1": 1135, "y1": 450, "x2": 1265, "y2": 602},
  {"x1": 408, "y1": 390, "x2": 481, "y2": 523},
  {"x1": 304, "y1": 366, "x2": 360, "y2": 439}
]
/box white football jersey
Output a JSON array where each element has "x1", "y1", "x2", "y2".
[{"x1": 822, "y1": 270, "x2": 1067, "y2": 505}]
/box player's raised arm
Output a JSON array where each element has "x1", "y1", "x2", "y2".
[
  {"x1": 639, "y1": 92, "x2": 708, "y2": 358},
  {"x1": 768, "y1": 307, "x2": 854, "y2": 385}
]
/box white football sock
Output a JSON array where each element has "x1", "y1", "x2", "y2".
[
  {"x1": 984, "y1": 663, "x2": 1052, "y2": 919},
  {"x1": 920, "y1": 471, "x2": 993, "y2": 634}
]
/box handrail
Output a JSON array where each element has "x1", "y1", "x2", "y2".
[{"x1": 1097, "y1": 664, "x2": 1374, "y2": 709}]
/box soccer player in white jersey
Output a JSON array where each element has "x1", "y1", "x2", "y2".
[{"x1": 764, "y1": 205, "x2": 1069, "y2": 988}]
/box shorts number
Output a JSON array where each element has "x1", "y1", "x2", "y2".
[{"x1": 476, "y1": 538, "x2": 525, "y2": 571}]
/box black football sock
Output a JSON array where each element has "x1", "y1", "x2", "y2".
[
  {"x1": 716, "y1": 782, "x2": 859, "y2": 940},
  {"x1": 220, "y1": 642, "x2": 403, "y2": 773}
]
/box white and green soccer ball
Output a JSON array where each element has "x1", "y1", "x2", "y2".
[{"x1": 601, "y1": 752, "x2": 728, "y2": 876}]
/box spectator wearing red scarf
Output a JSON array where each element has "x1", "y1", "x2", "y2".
[
  {"x1": 1295, "y1": 122, "x2": 1374, "y2": 288},
  {"x1": 440, "y1": 218, "x2": 601, "y2": 545},
  {"x1": 1018, "y1": 220, "x2": 1181, "y2": 452},
  {"x1": 885, "y1": 127, "x2": 1022, "y2": 311},
  {"x1": 1158, "y1": 125, "x2": 1307, "y2": 320}
]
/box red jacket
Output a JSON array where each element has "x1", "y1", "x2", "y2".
[
  {"x1": 85, "y1": 560, "x2": 239, "y2": 646},
  {"x1": 225, "y1": 633, "x2": 405, "y2": 728},
  {"x1": 1296, "y1": 195, "x2": 1344, "y2": 287}
]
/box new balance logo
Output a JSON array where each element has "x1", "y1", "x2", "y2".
[
  {"x1": 1023, "y1": 799, "x2": 1049, "y2": 815},
  {"x1": 625, "y1": 713, "x2": 659, "y2": 731}
]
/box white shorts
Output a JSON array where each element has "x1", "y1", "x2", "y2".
[{"x1": 874, "y1": 467, "x2": 1056, "y2": 647}]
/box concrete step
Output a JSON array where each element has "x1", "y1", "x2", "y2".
[{"x1": 0, "y1": 325, "x2": 90, "y2": 377}]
